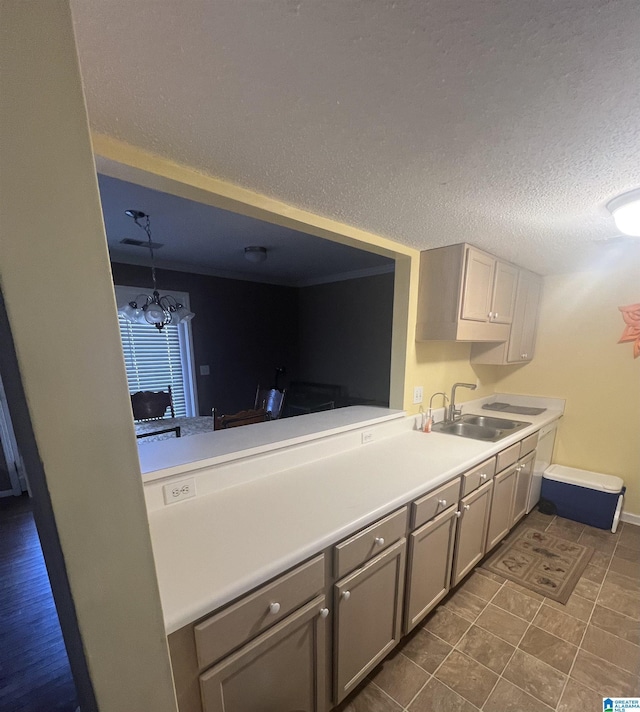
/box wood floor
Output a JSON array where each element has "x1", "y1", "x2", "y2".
[{"x1": 0, "y1": 494, "x2": 77, "y2": 712}]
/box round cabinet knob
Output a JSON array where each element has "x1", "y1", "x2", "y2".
[
  {"x1": 374, "y1": 537, "x2": 385, "y2": 547},
  {"x1": 269, "y1": 602, "x2": 281, "y2": 615},
  {"x1": 479, "y1": 473, "x2": 487, "y2": 481},
  {"x1": 341, "y1": 590, "x2": 351, "y2": 601},
  {"x1": 319, "y1": 608, "x2": 330, "y2": 619},
  {"x1": 494, "y1": 313, "x2": 499, "y2": 319},
  {"x1": 488, "y1": 312, "x2": 494, "y2": 320},
  {"x1": 463, "y1": 504, "x2": 471, "y2": 511},
  {"x1": 521, "y1": 353, "x2": 526, "y2": 359},
  {"x1": 438, "y1": 499, "x2": 447, "y2": 507},
  {"x1": 455, "y1": 510, "x2": 462, "y2": 518}
]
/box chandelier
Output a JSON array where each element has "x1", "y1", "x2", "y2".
[{"x1": 118, "y1": 210, "x2": 195, "y2": 331}]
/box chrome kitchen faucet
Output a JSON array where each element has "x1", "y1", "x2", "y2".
[{"x1": 447, "y1": 382, "x2": 477, "y2": 423}]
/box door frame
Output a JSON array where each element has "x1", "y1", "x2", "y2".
[{"x1": 0, "y1": 289, "x2": 98, "y2": 712}]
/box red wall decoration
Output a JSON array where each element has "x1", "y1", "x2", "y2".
[{"x1": 618, "y1": 303, "x2": 640, "y2": 359}]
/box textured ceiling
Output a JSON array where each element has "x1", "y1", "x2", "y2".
[{"x1": 72, "y1": 0, "x2": 640, "y2": 274}]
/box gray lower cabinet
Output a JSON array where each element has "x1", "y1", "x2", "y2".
[
  {"x1": 171, "y1": 432, "x2": 544, "y2": 712},
  {"x1": 333, "y1": 538, "x2": 406, "y2": 704},
  {"x1": 511, "y1": 450, "x2": 536, "y2": 527},
  {"x1": 485, "y1": 464, "x2": 518, "y2": 552},
  {"x1": 200, "y1": 595, "x2": 328, "y2": 712},
  {"x1": 451, "y1": 480, "x2": 493, "y2": 586},
  {"x1": 404, "y1": 505, "x2": 458, "y2": 633}
]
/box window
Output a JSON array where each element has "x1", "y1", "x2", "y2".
[{"x1": 115, "y1": 286, "x2": 197, "y2": 417}]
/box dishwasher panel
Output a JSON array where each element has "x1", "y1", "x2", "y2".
[{"x1": 526, "y1": 420, "x2": 558, "y2": 513}]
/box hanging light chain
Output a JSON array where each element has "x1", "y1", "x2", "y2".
[
  {"x1": 132, "y1": 212, "x2": 159, "y2": 293},
  {"x1": 118, "y1": 210, "x2": 196, "y2": 331}
]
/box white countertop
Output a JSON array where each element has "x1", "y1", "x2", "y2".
[
  {"x1": 146, "y1": 397, "x2": 563, "y2": 634},
  {"x1": 139, "y1": 406, "x2": 405, "y2": 480}
]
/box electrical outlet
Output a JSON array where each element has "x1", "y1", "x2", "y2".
[
  {"x1": 413, "y1": 386, "x2": 424, "y2": 404},
  {"x1": 163, "y1": 478, "x2": 196, "y2": 505},
  {"x1": 199, "y1": 365, "x2": 210, "y2": 376},
  {"x1": 361, "y1": 430, "x2": 373, "y2": 444}
]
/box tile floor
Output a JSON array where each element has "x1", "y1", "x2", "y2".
[{"x1": 338, "y1": 510, "x2": 640, "y2": 712}]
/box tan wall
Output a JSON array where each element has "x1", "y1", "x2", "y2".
[
  {"x1": 0, "y1": 3, "x2": 177, "y2": 710},
  {"x1": 412, "y1": 341, "x2": 503, "y2": 408},
  {"x1": 493, "y1": 251, "x2": 640, "y2": 515}
]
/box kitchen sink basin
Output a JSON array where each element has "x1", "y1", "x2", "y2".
[
  {"x1": 431, "y1": 414, "x2": 529, "y2": 442},
  {"x1": 433, "y1": 422, "x2": 499, "y2": 440},
  {"x1": 461, "y1": 415, "x2": 525, "y2": 430}
]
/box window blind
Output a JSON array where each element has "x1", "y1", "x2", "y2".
[{"x1": 118, "y1": 316, "x2": 187, "y2": 417}]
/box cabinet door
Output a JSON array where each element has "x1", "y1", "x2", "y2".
[
  {"x1": 511, "y1": 451, "x2": 536, "y2": 527},
  {"x1": 519, "y1": 271, "x2": 542, "y2": 361},
  {"x1": 334, "y1": 539, "x2": 406, "y2": 703},
  {"x1": 451, "y1": 480, "x2": 493, "y2": 587},
  {"x1": 491, "y1": 261, "x2": 518, "y2": 324},
  {"x1": 461, "y1": 248, "x2": 495, "y2": 322},
  {"x1": 485, "y1": 465, "x2": 518, "y2": 552},
  {"x1": 507, "y1": 269, "x2": 542, "y2": 363},
  {"x1": 200, "y1": 595, "x2": 328, "y2": 712},
  {"x1": 404, "y1": 506, "x2": 458, "y2": 634}
]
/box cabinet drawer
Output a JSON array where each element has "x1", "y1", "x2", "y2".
[
  {"x1": 200, "y1": 595, "x2": 327, "y2": 712},
  {"x1": 334, "y1": 507, "x2": 407, "y2": 579},
  {"x1": 411, "y1": 478, "x2": 461, "y2": 529},
  {"x1": 462, "y1": 457, "x2": 496, "y2": 496},
  {"x1": 195, "y1": 555, "x2": 325, "y2": 670},
  {"x1": 519, "y1": 431, "x2": 539, "y2": 458},
  {"x1": 496, "y1": 443, "x2": 520, "y2": 473}
]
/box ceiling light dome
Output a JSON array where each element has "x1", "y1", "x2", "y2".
[
  {"x1": 607, "y1": 189, "x2": 640, "y2": 236},
  {"x1": 244, "y1": 246, "x2": 267, "y2": 263}
]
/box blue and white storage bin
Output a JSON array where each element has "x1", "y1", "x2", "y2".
[{"x1": 541, "y1": 464, "x2": 625, "y2": 532}]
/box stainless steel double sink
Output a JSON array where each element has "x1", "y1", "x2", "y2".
[{"x1": 431, "y1": 414, "x2": 529, "y2": 442}]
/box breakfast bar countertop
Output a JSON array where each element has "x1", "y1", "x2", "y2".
[{"x1": 144, "y1": 395, "x2": 564, "y2": 634}]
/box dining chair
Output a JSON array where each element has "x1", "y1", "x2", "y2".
[
  {"x1": 131, "y1": 385, "x2": 175, "y2": 421},
  {"x1": 254, "y1": 386, "x2": 286, "y2": 420},
  {"x1": 213, "y1": 407, "x2": 268, "y2": 430}
]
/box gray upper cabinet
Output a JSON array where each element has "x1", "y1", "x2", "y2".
[
  {"x1": 471, "y1": 268, "x2": 542, "y2": 365},
  {"x1": 417, "y1": 243, "x2": 518, "y2": 342}
]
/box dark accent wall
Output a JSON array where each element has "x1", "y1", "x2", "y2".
[
  {"x1": 297, "y1": 273, "x2": 394, "y2": 405},
  {"x1": 111, "y1": 263, "x2": 300, "y2": 415}
]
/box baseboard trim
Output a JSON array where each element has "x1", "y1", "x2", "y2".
[{"x1": 621, "y1": 511, "x2": 640, "y2": 527}]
